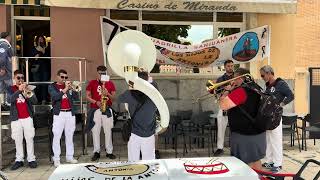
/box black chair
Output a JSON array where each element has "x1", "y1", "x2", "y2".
[
  {"x1": 255, "y1": 159, "x2": 320, "y2": 180},
  {"x1": 298, "y1": 114, "x2": 320, "y2": 151},
  {"x1": 282, "y1": 115, "x2": 301, "y2": 152},
  {"x1": 183, "y1": 111, "x2": 215, "y2": 157},
  {"x1": 159, "y1": 115, "x2": 187, "y2": 157}
]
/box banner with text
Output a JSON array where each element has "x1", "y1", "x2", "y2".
[{"x1": 101, "y1": 16, "x2": 270, "y2": 67}]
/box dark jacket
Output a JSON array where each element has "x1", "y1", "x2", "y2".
[
  {"x1": 48, "y1": 83, "x2": 79, "y2": 116},
  {"x1": 265, "y1": 78, "x2": 294, "y2": 105},
  {"x1": 0, "y1": 39, "x2": 13, "y2": 81},
  {"x1": 7, "y1": 86, "x2": 38, "y2": 121},
  {"x1": 118, "y1": 90, "x2": 157, "y2": 137}
]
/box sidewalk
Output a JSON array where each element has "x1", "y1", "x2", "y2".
[{"x1": 2, "y1": 139, "x2": 319, "y2": 180}]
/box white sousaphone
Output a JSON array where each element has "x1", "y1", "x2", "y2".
[{"x1": 107, "y1": 30, "x2": 170, "y2": 134}]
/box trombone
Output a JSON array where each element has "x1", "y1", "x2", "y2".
[{"x1": 193, "y1": 73, "x2": 253, "y2": 103}]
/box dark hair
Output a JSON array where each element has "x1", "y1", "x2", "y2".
[
  {"x1": 234, "y1": 68, "x2": 250, "y2": 76},
  {"x1": 35, "y1": 35, "x2": 46, "y2": 46},
  {"x1": 138, "y1": 71, "x2": 148, "y2": 81},
  {"x1": 224, "y1": 59, "x2": 234, "y2": 66},
  {"x1": 14, "y1": 70, "x2": 23, "y2": 76},
  {"x1": 57, "y1": 69, "x2": 67, "y2": 75},
  {"x1": 0, "y1": 32, "x2": 10, "y2": 39},
  {"x1": 97, "y1": 66, "x2": 107, "y2": 72}
]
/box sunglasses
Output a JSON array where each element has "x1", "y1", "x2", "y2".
[
  {"x1": 60, "y1": 75, "x2": 68, "y2": 79},
  {"x1": 16, "y1": 76, "x2": 24, "y2": 80},
  {"x1": 99, "y1": 72, "x2": 106, "y2": 75}
]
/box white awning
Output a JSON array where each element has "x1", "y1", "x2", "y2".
[{"x1": 44, "y1": 0, "x2": 297, "y2": 14}]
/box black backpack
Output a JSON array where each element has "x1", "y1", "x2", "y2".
[{"x1": 240, "y1": 83, "x2": 283, "y2": 131}]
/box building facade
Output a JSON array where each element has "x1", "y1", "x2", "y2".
[{"x1": 1, "y1": 0, "x2": 317, "y2": 116}]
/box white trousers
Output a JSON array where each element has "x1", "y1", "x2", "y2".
[
  {"x1": 217, "y1": 109, "x2": 229, "y2": 149},
  {"x1": 11, "y1": 117, "x2": 36, "y2": 162},
  {"x1": 52, "y1": 111, "x2": 76, "y2": 161},
  {"x1": 92, "y1": 109, "x2": 114, "y2": 154},
  {"x1": 128, "y1": 133, "x2": 155, "y2": 162},
  {"x1": 266, "y1": 120, "x2": 283, "y2": 167}
]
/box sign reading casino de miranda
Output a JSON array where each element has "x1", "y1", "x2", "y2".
[{"x1": 117, "y1": 0, "x2": 237, "y2": 11}]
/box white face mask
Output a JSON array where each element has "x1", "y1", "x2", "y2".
[
  {"x1": 100, "y1": 74, "x2": 110, "y2": 82},
  {"x1": 148, "y1": 76, "x2": 153, "y2": 83}
]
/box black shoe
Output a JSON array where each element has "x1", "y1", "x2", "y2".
[
  {"x1": 155, "y1": 150, "x2": 161, "y2": 159},
  {"x1": 106, "y1": 153, "x2": 116, "y2": 159},
  {"x1": 11, "y1": 161, "x2": 24, "y2": 170},
  {"x1": 28, "y1": 161, "x2": 37, "y2": 168},
  {"x1": 91, "y1": 152, "x2": 100, "y2": 161},
  {"x1": 213, "y1": 149, "x2": 224, "y2": 156}
]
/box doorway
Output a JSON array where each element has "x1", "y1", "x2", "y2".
[{"x1": 15, "y1": 20, "x2": 51, "y2": 103}]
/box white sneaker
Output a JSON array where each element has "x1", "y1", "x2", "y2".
[
  {"x1": 66, "y1": 159, "x2": 78, "y2": 164},
  {"x1": 53, "y1": 160, "x2": 60, "y2": 167}
]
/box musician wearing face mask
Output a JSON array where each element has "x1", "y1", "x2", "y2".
[
  {"x1": 48, "y1": 69, "x2": 79, "y2": 167},
  {"x1": 8, "y1": 70, "x2": 38, "y2": 170},
  {"x1": 86, "y1": 65, "x2": 116, "y2": 161}
]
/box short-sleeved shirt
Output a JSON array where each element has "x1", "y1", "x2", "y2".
[
  {"x1": 228, "y1": 87, "x2": 247, "y2": 106},
  {"x1": 86, "y1": 80, "x2": 116, "y2": 108},
  {"x1": 55, "y1": 83, "x2": 71, "y2": 110},
  {"x1": 12, "y1": 85, "x2": 30, "y2": 119}
]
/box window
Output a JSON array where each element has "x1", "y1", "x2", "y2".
[
  {"x1": 14, "y1": 5, "x2": 50, "y2": 17},
  {"x1": 142, "y1": 11, "x2": 213, "y2": 22},
  {"x1": 110, "y1": 10, "x2": 139, "y2": 20},
  {"x1": 217, "y1": 12, "x2": 243, "y2": 22}
]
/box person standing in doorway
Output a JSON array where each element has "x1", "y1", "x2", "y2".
[
  {"x1": 213, "y1": 59, "x2": 234, "y2": 156},
  {"x1": 48, "y1": 69, "x2": 79, "y2": 167},
  {"x1": 86, "y1": 66, "x2": 117, "y2": 161},
  {"x1": 31, "y1": 35, "x2": 50, "y2": 104},
  {"x1": 260, "y1": 65, "x2": 294, "y2": 173}
]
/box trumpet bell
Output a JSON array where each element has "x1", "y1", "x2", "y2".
[{"x1": 71, "y1": 81, "x2": 82, "y2": 92}]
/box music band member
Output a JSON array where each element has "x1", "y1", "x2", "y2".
[
  {"x1": 8, "y1": 70, "x2": 37, "y2": 170},
  {"x1": 219, "y1": 68, "x2": 266, "y2": 170},
  {"x1": 118, "y1": 71, "x2": 158, "y2": 161},
  {"x1": 260, "y1": 65, "x2": 294, "y2": 173},
  {"x1": 86, "y1": 66, "x2": 116, "y2": 161},
  {"x1": 48, "y1": 69, "x2": 79, "y2": 167},
  {"x1": 213, "y1": 59, "x2": 234, "y2": 156}
]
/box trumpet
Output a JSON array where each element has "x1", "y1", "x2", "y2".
[
  {"x1": 193, "y1": 73, "x2": 253, "y2": 103},
  {"x1": 22, "y1": 84, "x2": 36, "y2": 98},
  {"x1": 65, "y1": 81, "x2": 82, "y2": 92}
]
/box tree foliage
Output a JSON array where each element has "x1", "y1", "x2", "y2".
[{"x1": 143, "y1": 25, "x2": 191, "y2": 43}]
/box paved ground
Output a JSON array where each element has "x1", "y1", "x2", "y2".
[{"x1": 1, "y1": 136, "x2": 319, "y2": 180}]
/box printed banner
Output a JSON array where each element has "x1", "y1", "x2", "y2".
[
  {"x1": 49, "y1": 157, "x2": 259, "y2": 180},
  {"x1": 101, "y1": 16, "x2": 270, "y2": 67}
]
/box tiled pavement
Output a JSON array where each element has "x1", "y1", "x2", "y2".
[{"x1": 1, "y1": 135, "x2": 319, "y2": 180}]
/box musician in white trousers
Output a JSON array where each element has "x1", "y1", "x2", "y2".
[
  {"x1": 118, "y1": 71, "x2": 158, "y2": 161},
  {"x1": 9, "y1": 70, "x2": 38, "y2": 170},
  {"x1": 213, "y1": 60, "x2": 234, "y2": 156},
  {"x1": 48, "y1": 69, "x2": 79, "y2": 167},
  {"x1": 216, "y1": 109, "x2": 228, "y2": 155},
  {"x1": 86, "y1": 66, "x2": 116, "y2": 161},
  {"x1": 260, "y1": 65, "x2": 294, "y2": 173}
]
